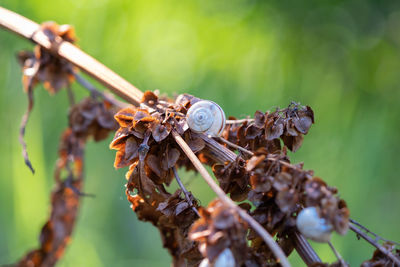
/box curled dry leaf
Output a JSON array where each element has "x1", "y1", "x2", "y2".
[{"x1": 17, "y1": 22, "x2": 79, "y2": 173}]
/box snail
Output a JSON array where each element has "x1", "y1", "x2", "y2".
[
  {"x1": 296, "y1": 207, "x2": 333, "y2": 243},
  {"x1": 199, "y1": 248, "x2": 235, "y2": 267},
  {"x1": 186, "y1": 100, "x2": 226, "y2": 137}
]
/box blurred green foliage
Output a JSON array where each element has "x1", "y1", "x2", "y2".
[{"x1": 0, "y1": 0, "x2": 400, "y2": 266}]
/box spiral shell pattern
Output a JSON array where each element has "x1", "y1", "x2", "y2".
[{"x1": 186, "y1": 100, "x2": 226, "y2": 137}]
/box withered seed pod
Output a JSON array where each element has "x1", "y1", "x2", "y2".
[{"x1": 186, "y1": 100, "x2": 226, "y2": 137}]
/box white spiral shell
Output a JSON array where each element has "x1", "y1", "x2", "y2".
[
  {"x1": 186, "y1": 100, "x2": 226, "y2": 137},
  {"x1": 296, "y1": 207, "x2": 333, "y2": 243}
]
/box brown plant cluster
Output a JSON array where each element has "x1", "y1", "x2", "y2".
[
  {"x1": 361, "y1": 243, "x2": 400, "y2": 267},
  {"x1": 16, "y1": 97, "x2": 117, "y2": 267},
  {"x1": 212, "y1": 106, "x2": 349, "y2": 263},
  {"x1": 109, "y1": 92, "x2": 350, "y2": 266},
  {"x1": 17, "y1": 21, "x2": 77, "y2": 94},
  {"x1": 110, "y1": 92, "x2": 207, "y2": 264},
  {"x1": 223, "y1": 102, "x2": 314, "y2": 153},
  {"x1": 189, "y1": 200, "x2": 250, "y2": 266}
]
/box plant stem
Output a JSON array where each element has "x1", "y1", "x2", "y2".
[
  {"x1": 172, "y1": 130, "x2": 291, "y2": 267},
  {"x1": 350, "y1": 219, "x2": 400, "y2": 246},
  {"x1": 350, "y1": 224, "x2": 400, "y2": 265},
  {"x1": 328, "y1": 241, "x2": 347, "y2": 267},
  {"x1": 292, "y1": 231, "x2": 321, "y2": 266},
  {"x1": 66, "y1": 84, "x2": 75, "y2": 106},
  {"x1": 226, "y1": 118, "x2": 254, "y2": 124},
  {"x1": 172, "y1": 166, "x2": 200, "y2": 217},
  {"x1": 216, "y1": 136, "x2": 254, "y2": 156},
  {"x1": 74, "y1": 73, "x2": 127, "y2": 108}
]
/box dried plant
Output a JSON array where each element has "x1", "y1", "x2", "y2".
[{"x1": 0, "y1": 7, "x2": 399, "y2": 267}]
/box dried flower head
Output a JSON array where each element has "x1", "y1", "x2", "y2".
[
  {"x1": 69, "y1": 97, "x2": 118, "y2": 141},
  {"x1": 189, "y1": 199, "x2": 249, "y2": 265},
  {"x1": 17, "y1": 21, "x2": 78, "y2": 94},
  {"x1": 361, "y1": 243, "x2": 400, "y2": 267}
]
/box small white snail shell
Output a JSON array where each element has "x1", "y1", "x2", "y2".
[
  {"x1": 186, "y1": 100, "x2": 226, "y2": 137},
  {"x1": 296, "y1": 207, "x2": 333, "y2": 243},
  {"x1": 199, "y1": 248, "x2": 235, "y2": 267}
]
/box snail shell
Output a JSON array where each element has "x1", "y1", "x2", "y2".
[
  {"x1": 296, "y1": 207, "x2": 333, "y2": 243},
  {"x1": 199, "y1": 248, "x2": 235, "y2": 267},
  {"x1": 186, "y1": 100, "x2": 226, "y2": 137}
]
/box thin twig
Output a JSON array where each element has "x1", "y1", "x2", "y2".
[
  {"x1": 19, "y1": 83, "x2": 35, "y2": 174},
  {"x1": 66, "y1": 84, "x2": 75, "y2": 106},
  {"x1": 172, "y1": 130, "x2": 291, "y2": 267},
  {"x1": 328, "y1": 241, "x2": 347, "y2": 267},
  {"x1": 213, "y1": 137, "x2": 309, "y2": 175},
  {"x1": 292, "y1": 231, "x2": 321, "y2": 266},
  {"x1": 350, "y1": 219, "x2": 400, "y2": 246},
  {"x1": 350, "y1": 224, "x2": 400, "y2": 265},
  {"x1": 74, "y1": 73, "x2": 127, "y2": 109},
  {"x1": 216, "y1": 136, "x2": 254, "y2": 156},
  {"x1": 172, "y1": 166, "x2": 200, "y2": 217},
  {"x1": 226, "y1": 118, "x2": 254, "y2": 124}
]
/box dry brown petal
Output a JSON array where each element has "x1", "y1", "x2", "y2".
[
  {"x1": 294, "y1": 115, "x2": 313, "y2": 134},
  {"x1": 213, "y1": 209, "x2": 236, "y2": 230},
  {"x1": 161, "y1": 148, "x2": 180, "y2": 170},
  {"x1": 250, "y1": 173, "x2": 272, "y2": 193},
  {"x1": 113, "y1": 144, "x2": 134, "y2": 169},
  {"x1": 93, "y1": 126, "x2": 112, "y2": 142},
  {"x1": 142, "y1": 91, "x2": 159, "y2": 107},
  {"x1": 254, "y1": 111, "x2": 265, "y2": 128},
  {"x1": 304, "y1": 177, "x2": 328, "y2": 206},
  {"x1": 97, "y1": 105, "x2": 118, "y2": 130},
  {"x1": 110, "y1": 128, "x2": 131, "y2": 150},
  {"x1": 265, "y1": 119, "x2": 284, "y2": 141},
  {"x1": 114, "y1": 107, "x2": 136, "y2": 127},
  {"x1": 246, "y1": 155, "x2": 266, "y2": 172},
  {"x1": 146, "y1": 154, "x2": 163, "y2": 178},
  {"x1": 124, "y1": 137, "x2": 139, "y2": 161},
  {"x1": 135, "y1": 111, "x2": 156, "y2": 123},
  {"x1": 152, "y1": 122, "x2": 172, "y2": 142},
  {"x1": 276, "y1": 188, "x2": 298, "y2": 214},
  {"x1": 332, "y1": 200, "x2": 349, "y2": 235},
  {"x1": 286, "y1": 119, "x2": 299, "y2": 136},
  {"x1": 273, "y1": 172, "x2": 292, "y2": 191},
  {"x1": 282, "y1": 134, "x2": 304, "y2": 152},
  {"x1": 185, "y1": 136, "x2": 206, "y2": 153},
  {"x1": 245, "y1": 124, "x2": 263, "y2": 140},
  {"x1": 175, "y1": 94, "x2": 201, "y2": 111}
]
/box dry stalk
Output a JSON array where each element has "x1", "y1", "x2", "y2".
[
  {"x1": 350, "y1": 224, "x2": 400, "y2": 265},
  {"x1": 292, "y1": 231, "x2": 321, "y2": 265}
]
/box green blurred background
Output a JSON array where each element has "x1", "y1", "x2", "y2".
[{"x1": 1, "y1": 0, "x2": 400, "y2": 266}]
